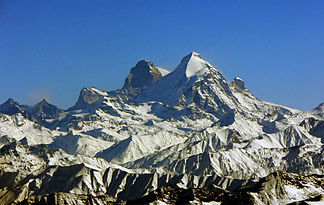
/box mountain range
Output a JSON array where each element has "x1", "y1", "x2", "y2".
[{"x1": 0, "y1": 52, "x2": 323, "y2": 205}]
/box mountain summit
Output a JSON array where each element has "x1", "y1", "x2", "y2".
[
  {"x1": 135, "y1": 52, "x2": 236, "y2": 125},
  {"x1": 175, "y1": 51, "x2": 210, "y2": 78},
  {"x1": 121, "y1": 60, "x2": 166, "y2": 98},
  {"x1": 123, "y1": 60, "x2": 162, "y2": 89},
  {"x1": 0, "y1": 98, "x2": 24, "y2": 115},
  {"x1": 68, "y1": 87, "x2": 109, "y2": 111},
  {"x1": 31, "y1": 99, "x2": 63, "y2": 120},
  {"x1": 137, "y1": 52, "x2": 221, "y2": 104}
]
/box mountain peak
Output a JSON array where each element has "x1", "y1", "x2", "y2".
[
  {"x1": 4, "y1": 98, "x2": 17, "y2": 105},
  {"x1": 34, "y1": 98, "x2": 57, "y2": 109},
  {"x1": 0, "y1": 98, "x2": 24, "y2": 115},
  {"x1": 137, "y1": 51, "x2": 235, "y2": 122},
  {"x1": 31, "y1": 99, "x2": 62, "y2": 120},
  {"x1": 120, "y1": 59, "x2": 165, "y2": 98},
  {"x1": 183, "y1": 51, "x2": 202, "y2": 60},
  {"x1": 39, "y1": 99, "x2": 49, "y2": 105},
  {"x1": 313, "y1": 102, "x2": 324, "y2": 114},
  {"x1": 79, "y1": 87, "x2": 108, "y2": 104},
  {"x1": 68, "y1": 87, "x2": 109, "y2": 111},
  {"x1": 177, "y1": 51, "x2": 211, "y2": 78},
  {"x1": 230, "y1": 77, "x2": 246, "y2": 91},
  {"x1": 137, "y1": 59, "x2": 152, "y2": 65},
  {"x1": 122, "y1": 60, "x2": 162, "y2": 90}
]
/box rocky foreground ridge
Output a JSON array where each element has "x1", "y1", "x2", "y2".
[{"x1": 0, "y1": 52, "x2": 323, "y2": 204}]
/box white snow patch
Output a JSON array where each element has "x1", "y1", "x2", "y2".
[{"x1": 157, "y1": 67, "x2": 171, "y2": 76}]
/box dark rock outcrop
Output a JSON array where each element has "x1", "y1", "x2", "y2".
[
  {"x1": 121, "y1": 60, "x2": 163, "y2": 98},
  {"x1": 30, "y1": 99, "x2": 63, "y2": 120},
  {"x1": 0, "y1": 98, "x2": 25, "y2": 115}
]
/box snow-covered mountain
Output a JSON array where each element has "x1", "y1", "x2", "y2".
[
  {"x1": 0, "y1": 52, "x2": 323, "y2": 204},
  {"x1": 311, "y1": 102, "x2": 324, "y2": 117},
  {"x1": 0, "y1": 98, "x2": 63, "y2": 123}
]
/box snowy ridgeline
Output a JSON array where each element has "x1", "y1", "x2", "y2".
[{"x1": 0, "y1": 52, "x2": 324, "y2": 204}]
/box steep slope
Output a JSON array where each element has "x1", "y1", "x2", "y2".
[
  {"x1": 129, "y1": 171, "x2": 324, "y2": 205},
  {"x1": 138, "y1": 52, "x2": 235, "y2": 106},
  {"x1": 124, "y1": 132, "x2": 323, "y2": 178},
  {"x1": 0, "y1": 140, "x2": 255, "y2": 204},
  {"x1": 229, "y1": 76, "x2": 299, "y2": 118},
  {"x1": 311, "y1": 102, "x2": 324, "y2": 117},
  {"x1": 156, "y1": 66, "x2": 171, "y2": 76},
  {"x1": 29, "y1": 99, "x2": 64, "y2": 120},
  {"x1": 96, "y1": 130, "x2": 187, "y2": 164},
  {"x1": 137, "y1": 52, "x2": 237, "y2": 125},
  {"x1": 111, "y1": 60, "x2": 169, "y2": 100},
  {"x1": 50, "y1": 130, "x2": 113, "y2": 156},
  {"x1": 18, "y1": 192, "x2": 125, "y2": 205},
  {"x1": 68, "y1": 87, "x2": 110, "y2": 112},
  {"x1": 122, "y1": 60, "x2": 162, "y2": 93},
  {"x1": 0, "y1": 113, "x2": 61, "y2": 146}
]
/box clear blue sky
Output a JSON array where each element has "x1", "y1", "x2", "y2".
[{"x1": 0, "y1": 0, "x2": 323, "y2": 110}]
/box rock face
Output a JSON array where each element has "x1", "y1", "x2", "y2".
[
  {"x1": 314, "y1": 102, "x2": 324, "y2": 112},
  {"x1": 121, "y1": 60, "x2": 165, "y2": 98},
  {"x1": 137, "y1": 51, "x2": 237, "y2": 125},
  {"x1": 138, "y1": 52, "x2": 230, "y2": 105},
  {"x1": 123, "y1": 60, "x2": 162, "y2": 89},
  {"x1": 0, "y1": 98, "x2": 63, "y2": 123},
  {"x1": 0, "y1": 98, "x2": 25, "y2": 115},
  {"x1": 18, "y1": 193, "x2": 126, "y2": 205},
  {"x1": 0, "y1": 140, "x2": 253, "y2": 204},
  {"x1": 30, "y1": 99, "x2": 63, "y2": 120},
  {"x1": 230, "y1": 77, "x2": 246, "y2": 91},
  {"x1": 67, "y1": 87, "x2": 120, "y2": 116},
  {"x1": 69, "y1": 87, "x2": 109, "y2": 110},
  {"x1": 0, "y1": 51, "x2": 323, "y2": 204},
  {"x1": 128, "y1": 171, "x2": 324, "y2": 205}
]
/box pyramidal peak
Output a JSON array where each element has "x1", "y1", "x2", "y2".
[
  {"x1": 34, "y1": 98, "x2": 59, "y2": 109},
  {"x1": 38, "y1": 98, "x2": 50, "y2": 105},
  {"x1": 3, "y1": 98, "x2": 17, "y2": 105},
  {"x1": 176, "y1": 51, "x2": 212, "y2": 78},
  {"x1": 137, "y1": 51, "x2": 232, "y2": 107},
  {"x1": 183, "y1": 51, "x2": 202, "y2": 59}
]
